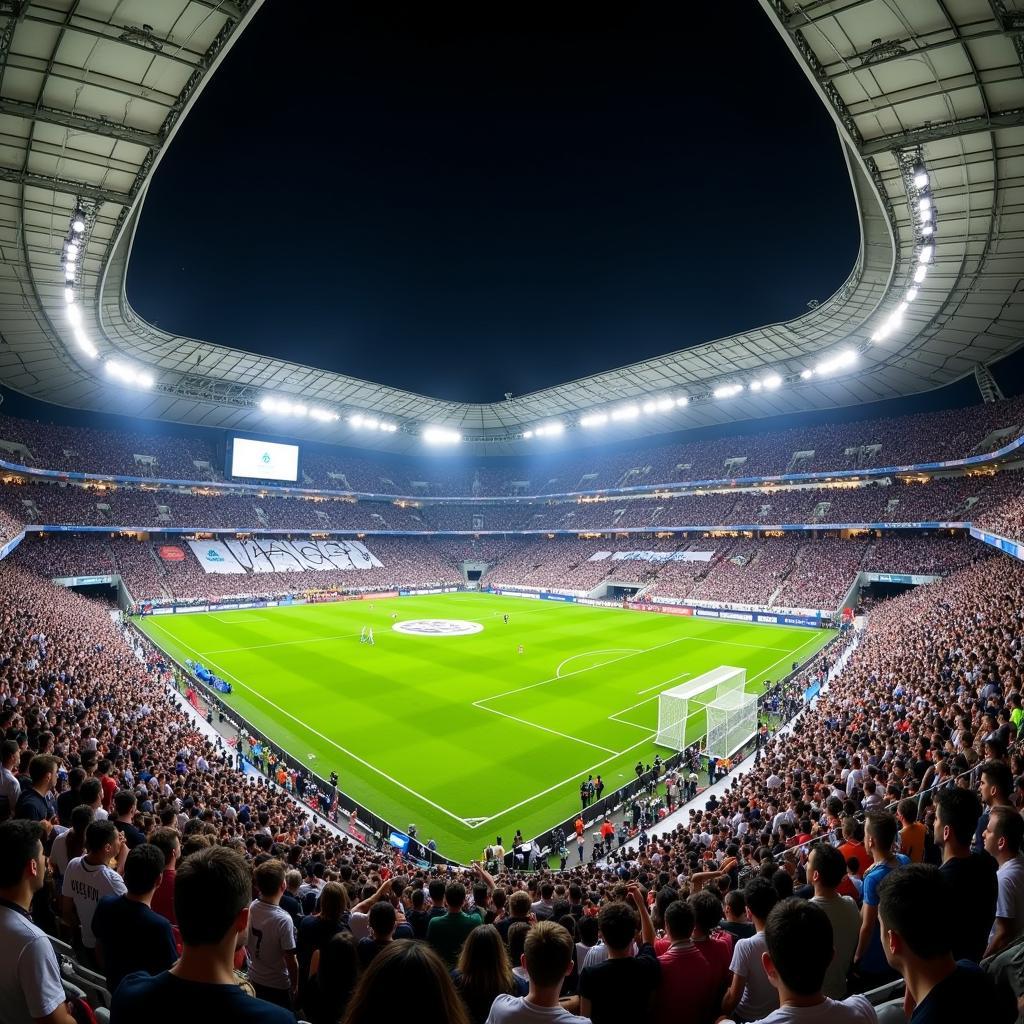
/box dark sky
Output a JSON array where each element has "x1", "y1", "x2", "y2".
[{"x1": 127, "y1": 2, "x2": 861, "y2": 404}]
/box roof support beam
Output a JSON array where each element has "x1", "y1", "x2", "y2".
[
  {"x1": 0, "y1": 165, "x2": 131, "y2": 205},
  {"x1": 0, "y1": 97, "x2": 162, "y2": 148},
  {"x1": 860, "y1": 108, "x2": 1024, "y2": 155}
]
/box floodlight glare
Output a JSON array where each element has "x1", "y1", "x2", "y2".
[
  {"x1": 73, "y1": 327, "x2": 97, "y2": 358},
  {"x1": 66, "y1": 243, "x2": 79, "y2": 258},
  {"x1": 260, "y1": 398, "x2": 276, "y2": 412},
  {"x1": 800, "y1": 368, "x2": 814, "y2": 379},
  {"x1": 763, "y1": 373, "x2": 782, "y2": 390},
  {"x1": 921, "y1": 223, "x2": 934, "y2": 236},
  {"x1": 71, "y1": 214, "x2": 85, "y2": 233},
  {"x1": 580, "y1": 413, "x2": 609, "y2": 427},
  {"x1": 655, "y1": 397, "x2": 674, "y2": 411},
  {"x1": 66, "y1": 304, "x2": 82, "y2": 327},
  {"x1": 610, "y1": 405, "x2": 639, "y2": 421},
  {"x1": 750, "y1": 380, "x2": 762, "y2": 392},
  {"x1": 919, "y1": 197, "x2": 931, "y2": 213},
  {"x1": 363, "y1": 417, "x2": 379, "y2": 429},
  {"x1": 136, "y1": 372, "x2": 154, "y2": 389},
  {"x1": 423, "y1": 426, "x2": 461, "y2": 445},
  {"x1": 918, "y1": 245, "x2": 933, "y2": 264},
  {"x1": 913, "y1": 265, "x2": 927, "y2": 284},
  {"x1": 896, "y1": 301, "x2": 909, "y2": 315},
  {"x1": 642, "y1": 401, "x2": 657, "y2": 414},
  {"x1": 912, "y1": 163, "x2": 928, "y2": 189},
  {"x1": 523, "y1": 430, "x2": 534, "y2": 438},
  {"x1": 713, "y1": 384, "x2": 743, "y2": 399},
  {"x1": 64, "y1": 287, "x2": 74, "y2": 304},
  {"x1": 675, "y1": 396, "x2": 689, "y2": 407},
  {"x1": 906, "y1": 287, "x2": 918, "y2": 302}
]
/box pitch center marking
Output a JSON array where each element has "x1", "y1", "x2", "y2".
[{"x1": 555, "y1": 648, "x2": 640, "y2": 677}]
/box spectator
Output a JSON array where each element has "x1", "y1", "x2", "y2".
[
  {"x1": 486, "y1": 921, "x2": 588, "y2": 1024},
  {"x1": 656, "y1": 899, "x2": 720, "y2": 1024},
  {"x1": 0, "y1": 819, "x2": 76, "y2": 1024},
  {"x1": 982, "y1": 805, "x2": 1024, "y2": 957},
  {"x1": 246, "y1": 858, "x2": 299, "y2": 1010},
  {"x1": 111, "y1": 845, "x2": 293, "y2": 1022},
  {"x1": 749, "y1": 898, "x2": 876, "y2": 1023},
  {"x1": 305, "y1": 931, "x2": 359, "y2": 1024},
  {"x1": 0, "y1": 738, "x2": 19, "y2": 821},
  {"x1": 578, "y1": 883, "x2": 659, "y2": 1023},
  {"x1": 807, "y1": 843, "x2": 860, "y2": 999},
  {"x1": 15, "y1": 754, "x2": 57, "y2": 823},
  {"x1": 343, "y1": 939, "x2": 471, "y2": 1024},
  {"x1": 297, "y1": 881, "x2": 350, "y2": 996},
  {"x1": 720, "y1": 890, "x2": 755, "y2": 942},
  {"x1": 50, "y1": 804, "x2": 92, "y2": 883},
  {"x1": 92, "y1": 843, "x2": 177, "y2": 992},
  {"x1": 111, "y1": 790, "x2": 146, "y2": 849},
  {"x1": 61, "y1": 819, "x2": 128, "y2": 959},
  {"x1": 453, "y1": 923, "x2": 528, "y2": 1024},
  {"x1": 852, "y1": 812, "x2": 908, "y2": 990},
  {"x1": 689, "y1": 888, "x2": 733, "y2": 999},
  {"x1": 148, "y1": 827, "x2": 180, "y2": 926},
  {"x1": 356, "y1": 901, "x2": 398, "y2": 967},
  {"x1": 877, "y1": 864, "x2": 1015, "y2": 1023},
  {"x1": 721, "y1": 877, "x2": 780, "y2": 1022},
  {"x1": 427, "y1": 881, "x2": 483, "y2": 967},
  {"x1": 897, "y1": 799, "x2": 927, "y2": 864},
  {"x1": 934, "y1": 788, "x2": 997, "y2": 962},
  {"x1": 497, "y1": 890, "x2": 533, "y2": 941}
]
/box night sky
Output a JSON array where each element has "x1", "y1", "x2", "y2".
[{"x1": 127, "y1": 3, "x2": 860, "y2": 404}]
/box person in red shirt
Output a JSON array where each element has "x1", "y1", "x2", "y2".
[
  {"x1": 574, "y1": 816, "x2": 584, "y2": 839},
  {"x1": 656, "y1": 900, "x2": 721, "y2": 1024},
  {"x1": 689, "y1": 889, "x2": 733, "y2": 1002},
  {"x1": 149, "y1": 826, "x2": 181, "y2": 928},
  {"x1": 599, "y1": 818, "x2": 614, "y2": 849},
  {"x1": 838, "y1": 816, "x2": 869, "y2": 878},
  {"x1": 97, "y1": 758, "x2": 117, "y2": 813}
]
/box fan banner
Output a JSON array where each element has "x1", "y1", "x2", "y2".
[
  {"x1": 609, "y1": 550, "x2": 714, "y2": 562},
  {"x1": 187, "y1": 538, "x2": 383, "y2": 574}
]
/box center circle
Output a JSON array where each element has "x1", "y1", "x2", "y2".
[{"x1": 392, "y1": 618, "x2": 484, "y2": 637}]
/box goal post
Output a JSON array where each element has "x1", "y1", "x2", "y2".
[
  {"x1": 654, "y1": 666, "x2": 746, "y2": 752},
  {"x1": 704, "y1": 688, "x2": 759, "y2": 760}
]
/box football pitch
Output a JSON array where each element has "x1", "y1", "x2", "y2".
[{"x1": 138, "y1": 593, "x2": 835, "y2": 862}]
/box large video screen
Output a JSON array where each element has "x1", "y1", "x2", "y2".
[{"x1": 230, "y1": 437, "x2": 299, "y2": 482}]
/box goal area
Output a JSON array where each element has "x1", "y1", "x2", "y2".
[{"x1": 654, "y1": 665, "x2": 755, "y2": 755}]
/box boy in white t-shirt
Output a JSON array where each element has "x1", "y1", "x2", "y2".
[{"x1": 60, "y1": 819, "x2": 127, "y2": 952}]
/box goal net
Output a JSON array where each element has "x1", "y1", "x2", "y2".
[
  {"x1": 704, "y1": 688, "x2": 759, "y2": 760},
  {"x1": 654, "y1": 666, "x2": 746, "y2": 752}
]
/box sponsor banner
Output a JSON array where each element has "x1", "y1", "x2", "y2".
[
  {"x1": 363, "y1": 591, "x2": 400, "y2": 600},
  {"x1": 349, "y1": 825, "x2": 367, "y2": 844},
  {"x1": 540, "y1": 592, "x2": 575, "y2": 602},
  {"x1": 970, "y1": 527, "x2": 1024, "y2": 562},
  {"x1": 610, "y1": 550, "x2": 715, "y2": 563},
  {"x1": 153, "y1": 607, "x2": 173, "y2": 615},
  {"x1": 864, "y1": 572, "x2": 940, "y2": 585},
  {"x1": 491, "y1": 589, "x2": 540, "y2": 600},
  {"x1": 159, "y1": 545, "x2": 185, "y2": 561},
  {"x1": 629, "y1": 603, "x2": 693, "y2": 616},
  {"x1": 53, "y1": 574, "x2": 114, "y2": 586},
  {"x1": 575, "y1": 597, "x2": 625, "y2": 609},
  {"x1": 187, "y1": 540, "x2": 247, "y2": 574}
]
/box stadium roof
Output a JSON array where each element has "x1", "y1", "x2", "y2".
[{"x1": 0, "y1": 0, "x2": 1021, "y2": 455}]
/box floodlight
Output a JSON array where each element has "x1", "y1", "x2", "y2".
[
  {"x1": 580, "y1": 413, "x2": 608, "y2": 427},
  {"x1": 523, "y1": 430, "x2": 534, "y2": 438},
  {"x1": 800, "y1": 368, "x2": 814, "y2": 379},
  {"x1": 913, "y1": 265, "x2": 927, "y2": 284},
  {"x1": 905, "y1": 287, "x2": 918, "y2": 302},
  {"x1": 611, "y1": 405, "x2": 639, "y2": 421},
  {"x1": 71, "y1": 213, "x2": 85, "y2": 233},
  {"x1": 642, "y1": 401, "x2": 657, "y2": 414},
  {"x1": 542, "y1": 421, "x2": 564, "y2": 435},
  {"x1": 73, "y1": 327, "x2": 97, "y2": 358},
  {"x1": 423, "y1": 426, "x2": 461, "y2": 445},
  {"x1": 675, "y1": 396, "x2": 689, "y2": 407},
  {"x1": 136, "y1": 371, "x2": 154, "y2": 389},
  {"x1": 816, "y1": 350, "x2": 857, "y2": 376},
  {"x1": 896, "y1": 301, "x2": 909, "y2": 315},
  {"x1": 749, "y1": 380, "x2": 762, "y2": 392},
  {"x1": 918, "y1": 245, "x2": 933, "y2": 264},
  {"x1": 912, "y1": 164, "x2": 928, "y2": 189},
  {"x1": 260, "y1": 397, "x2": 276, "y2": 412},
  {"x1": 918, "y1": 197, "x2": 931, "y2": 214},
  {"x1": 66, "y1": 304, "x2": 82, "y2": 327},
  {"x1": 64, "y1": 287, "x2": 74, "y2": 303},
  {"x1": 380, "y1": 422, "x2": 398, "y2": 432},
  {"x1": 655, "y1": 397, "x2": 674, "y2": 411},
  {"x1": 66, "y1": 243, "x2": 79, "y2": 258},
  {"x1": 921, "y1": 223, "x2": 934, "y2": 236},
  {"x1": 363, "y1": 417, "x2": 379, "y2": 429},
  {"x1": 65, "y1": 258, "x2": 77, "y2": 272},
  {"x1": 292, "y1": 404, "x2": 308, "y2": 417},
  {"x1": 713, "y1": 384, "x2": 743, "y2": 399},
  {"x1": 763, "y1": 373, "x2": 782, "y2": 390}
]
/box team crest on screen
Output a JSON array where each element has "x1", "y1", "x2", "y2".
[{"x1": 392, "y1": 619, "x2": 483, "y2": 636}]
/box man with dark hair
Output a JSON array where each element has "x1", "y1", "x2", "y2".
[
  {"x1": 579, "y1": 883, "x2": 659, "y2": 1023},
  {"x1": 722, "y1": 877, "x2": 780, "y2": 1022},
  {"x1": 148, "y1": 827, "x2": 180, "y2": 926},
  {"x1": 852, "y1": 812, "x2": 908, "y2": 990},
  {"x1": 878, "y1": 864, "x2": 1015, "y2": 1023},
  {"x1": 111, "y1": 790, "x2": 145, "y2": 849},
  {"x1": 56, "y1": 766, "x2": 86, "y2": 827},
  {"x1": 0, "y1": 820, "x2": 76, "y2": 1024},
  {"x1": 61, "y1": 818, "x2": 127, "y2": 956},
  {"x1": 808, "y1": 843, "x2": 860, "y2": 999},
  {"x1": 934, "y1": 787, "x2": 997, "y2": 962},
  {"x1": 751, "y1": 898, "x2": 876, "y2": 1023},
  {"x1": 897, "y1": 798, "x2": 927, "y2": 863},
  {"x1": 426, "y1": 881, "x2": 483, "y2": 966},
  {"x1": 112, "y1": 845, "x2": 293, "y2": 1022},
  {"x1": 497, "y1": 889, "x2": 533, "y2": 941},
  {"x1": 0, "y1": 739, "x2": 20, "y2": 822},
  {"x1": 92, "y1": 843, "x2": 177, "y2": 992},
  {"x1": 983, "y1": 805, "x2": 1024, "y2": 957},
  {"x1": 486, "y1": 920, "x2": 588, "y2": 1024},
  {"x1": 15, "y1": 754, "x2": 58, "y2": 823},
  {"x1": 720, "y1": 890, "x2": 755, "y2": 942},
  {"x1": 976, "y1": 760, "x2": 1014, "y2": 853},
  {"x1": 246, "y1": 858, "x2": 298, "y2": 1010},
  {"x1": 689, "y1": 888, "x2": 733, "y2": 997},
  {"x1": 656, "y1": 900, "x2": 719, "y2": 1024}
]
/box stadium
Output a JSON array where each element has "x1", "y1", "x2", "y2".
[{"x1": 0, "y1": 1, "x2": 1022, "y2": 1022}]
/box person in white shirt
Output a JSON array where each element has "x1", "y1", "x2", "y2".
[
  {"x1": 722, "y1": 878, "x2": 780, "y2": 1023},
  {"x1": 245, "y1": 858, "x2": 298, "y2": 1009},
  {"x1": 807, "y1": 844, "x2": 861, "y2": 999},
  {"x1": 983, "y1": 804, "x2": 1024, "y2": 957},
  {"x1": 486, "y1": 921, "x2": 588, "y2": 1024},
  {"x1": 0, "y1": 739, "x2": 20, "y2": 821},
  {"x1": 50, "y1": 806, "x2": 94, "y2": 881},
  {"x1": 0, "y1": 819, "x2": 76, "y2": 1024},
  {"x1": 60, "y1": 819, "x2": 127, "y2": 951},
  {"x1": 721, "y1": 898, "x2": 876, "y2": 1024}
]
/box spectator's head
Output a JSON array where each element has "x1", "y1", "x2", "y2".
[
  {"x1": 0, "y1": 819, "x2": 46, "y2": 901},
  {"x1": 368, "y1": 900, "x2": 396, "y2": 940},
  {"x1": 983, "y1": 805, "x2": 1024, "y2": 863},
  {"x1": 763, "y1": 898, "x2": 834, "y2": 997},
  {"x1": 148, "y1": 827, "x2": 181, "y2": 869},
  {"x1": 877, "y1": 865, "x2": 953, "y2": 974},
  {"x1": 664, "y1": 900, "x2": 695, "y2": 942},
  {"x1": 507, "y1": 921, "x2": 531, "y2": 969},
  {"x1": 344, "y1": 940, "x2": 469, "y2": 1024},
  {"x1": 317, "y1": 932, "x2": 360, "y2": 1019},
  {"x1": 980, "y1": 760, "x2": 1013, "y2": 808},
  {"x1": 808, "y1": 843, "x2": 846, "y2": 893},
  {"x1": 723, "y1": 890, "x2": 746, "y2": 921},
  {"x1": 688, "y1": 889, "x2": 723, "y2": 937},
  {"x1": 864, "y1": 811, "x2": 898, "y2": 858},
  {"x1": 509, "y1": 890, "x2": 532, "y2": 919},
  {"x1": 253, "y1": 858, "x2": 286, "y2": 899},
  {"x1": 933, "y1": 787, "x2": 981, "y2": 851},
  {"x1": 597, "y1": 901, "x2": 637, "y2": 953},
  {"x1": 113, "y1": 789, "x2": 136, "y2": 819},
  {"x1": 445, "y1": 881, "x2": 466, "y2": 912},
  {"x1": 896, "y1": 798, "x2": 918, "y2": 827},
  {"x1": 522, "y1": 920, "x2": 575, "y2": 990},
  {"x1": 123, "y1": 843, "x2": 165, "y2": 897},
  {"x1": 80, "y1": 778, "x2": 101, "y2": 809},
  {"x1": 28, "y1": 754, "x2": 58, "y2": 790},
  {"x1": 320, "y1": 880, "x2": 350, "y2": 921},
  {"x1": 744, "y1": 877, "x2": 779, "y2": 926},
  {"x1": 174, "y1": 845, "x2": 252, "y2": 950},
  {"x1": 85, "y1": 819, "x2": 118, "y2": 858},
  {"x1": 456, "y1": 923, "x2": 514, "y2": 997}
]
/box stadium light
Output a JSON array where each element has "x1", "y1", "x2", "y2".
[
  {"x1": 749, "y1": 380, "x2": 762, "y2": 392},
  {"x1": 713, "y1": 383, "x2": 743, "y2": 399},
  {"x1": 815, "y1": 349, "x2": 857, "y2": 376},
  {"x1": 918, "y1": 197, "x2": 931, "y2": 214},
  {"x1": 610, "y1": 405, "x2": 640, "y2": 421},
  {"x1": 66, "y1": 304, "x2": 82, "y2": 328},
  {"x1": 913, "y1": 164, "x2": 928, "y2": 189},
  {"x1": 73, "y1": 327, "x2": 97, "y2": 358},
  {"x1": 918, "y1": 245, "x2": 933, "y2": 264},
  {"x1": 71, "y1": 211, "x2": 85, "y2": 234},
  {"x1": 423, "y1": 426, "x2": 461, "y2": 445},
  {"x1": 800, "y1": 368, "x2": 814, "y2": 379},
  {"x1": 921, "y1": 223, "x2": 934, "y2": 236},
  {"x1": 580, "y1": 412, "x2": 608, "y2": 427},
  {"x1": 523, "y1": 430, "x2": 534, "y2": 439},
  {"x1": 913, "y1": 265, "x2": 927, "y2": 284},
  {"x1": 310, "y1": 408, "x2": 340, "y2": 423},
  {"x1": 105, "y1": 359, "x2": 152, "y2": 388},
  {"x1": 64, "y1": 287, "x2": 74, "y2": 304},
  {"x1": 655, "y1": 397, "x2": 674, "y2": 411},
  {"x1": 675, "y1": 396, "x2": 689, "y2": 407},
  {"x1": 906, "y1": 287, "x2": 918, "y2": 302},
  {"x1": 763, "y1": 373, "x2": 782, "y2": 390}
]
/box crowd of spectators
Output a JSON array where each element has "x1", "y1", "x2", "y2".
[
  {"x1": 976, "y1": 493, "x2": 1024, "y2": 544},
  {"x1": 0, "y1": 511, "x2": 1022, "y2": 1021},
  {"x1": 1, "y1": 394, "x2": 1022, "y2": 496}
]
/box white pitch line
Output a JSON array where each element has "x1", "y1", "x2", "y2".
[
  {"x1": 555, "y1": 649, "x2": 640, "y2": 678},
  {"x1": 473, "y1": 703, "x2": 619, "y2": 755},
  {"x1": 637, "y1": 671, "x2": 691, "y2": 696},
  {"x1": 144, "y1": 620, "x2": 472, "y2": 826},
  {"x1": 200, "y1": 631, "x2": 363, "y2": 656}
]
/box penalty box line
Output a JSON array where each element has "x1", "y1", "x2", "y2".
[{"x1": 145, "y1": 621, "x2": 475, "y2": 828}]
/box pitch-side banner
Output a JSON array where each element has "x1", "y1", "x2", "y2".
[
  {"x1": 609, "y1": 550, "x2": 715, "y2": 563},
  {"x1": 188, "y1": 538, "x2": 383, "y2": 574}
]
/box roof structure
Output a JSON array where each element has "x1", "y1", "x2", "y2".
[{"x1": 0, "y1": 0, "x2": 1021, "y2": 455}]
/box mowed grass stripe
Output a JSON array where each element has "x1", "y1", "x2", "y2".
[{"x1": 139, "y1": 594, "x2": 834, "y2": 861}]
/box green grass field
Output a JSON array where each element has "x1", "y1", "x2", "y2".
[{"x1": 138, "y1": 593, "x2": 834, "y2": 862}]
